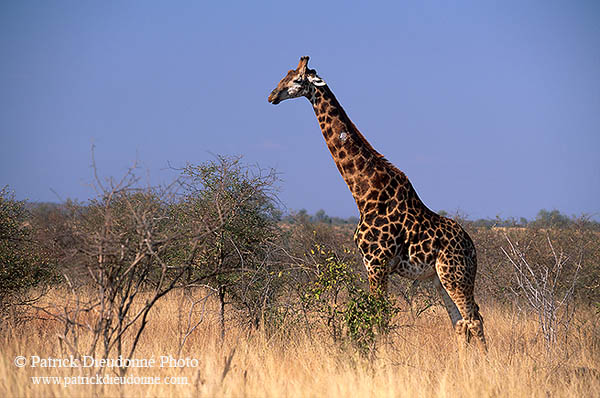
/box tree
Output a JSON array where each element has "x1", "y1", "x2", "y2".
[
  {"x1": 502, "y1": 232, "x2": 583, "y2": 353},
  {"x1": 175, "y1": 155, "x2": 281, "y2": 337},
  {"x1": 533, "y1": 209, "x2": 572, "y2": 228},
  {"x1": 36, "y1": 169, "x2": 194, "y2": 384},
  {"x1": 314, "y1": 209, "x2": 331, "y2": 224}
]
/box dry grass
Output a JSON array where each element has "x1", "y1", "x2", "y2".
[{"x1": 1, "y1": 289, "x2": 599, "y2": 397}]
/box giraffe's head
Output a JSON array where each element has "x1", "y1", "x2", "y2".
[{"x1": 268, "y1": 56, "x2": 326, "y2": 105}]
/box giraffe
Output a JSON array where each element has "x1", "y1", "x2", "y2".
[{"x1": 268, "y1": 56, "x2": 487, "y2": 350}]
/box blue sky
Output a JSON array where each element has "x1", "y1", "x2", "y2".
[{"x1": 1, "y1": 1, "x2": 599, "y2": 220}]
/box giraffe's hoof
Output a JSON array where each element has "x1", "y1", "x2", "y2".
[
  {"x1": 455, "y1": 320, "x2": 468, "y2": 337},
  {"x1": 467, "y1": 320, "x2": 484, "y2": 339},
  {"x1": 467, "y1": 319, "x2": 487, "y2": 351}
]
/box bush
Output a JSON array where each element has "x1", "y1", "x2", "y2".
[
  {"x1": 345, "y1": 289, "x2": 395, "y2": 355},
  {"x1": 300, "y1": 242, "x2": 396, "y2": 354},
  {"x1": 0, "y1": 188, "x2": 57, "y2": 326}
]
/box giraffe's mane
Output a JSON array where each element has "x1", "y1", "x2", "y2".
[
  {"x1": 318, "y1": 84, "x2": 409, "y2": 181},
  {"x1": 344, "y1": 110, "x2": 408, "y2": 180}
]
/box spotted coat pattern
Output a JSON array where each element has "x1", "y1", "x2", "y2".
[{"x1": 268, "y1": 56, "x2": 486, "y2": 350}]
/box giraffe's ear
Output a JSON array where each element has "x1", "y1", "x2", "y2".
[
  {"x1": 297, "y1": 56, "x2": 310, "y2": 72},
  {"x1": 308, "y1": 74, "x2": 326, "y2": 87}
]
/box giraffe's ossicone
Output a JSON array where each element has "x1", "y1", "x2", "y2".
[{"x1": 268, "y1": 56, "x2": 487, "y2": 351}]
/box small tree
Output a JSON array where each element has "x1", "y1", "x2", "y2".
[
  {"x1": 175, "y1": 155, "x2": 280, "y2": 338},
  {"x1": 502, "y1": 233, "x2": 582, "y2": 353},
  {"x1": 39, "y1": 168, "x2": 195, "y2": 381}
]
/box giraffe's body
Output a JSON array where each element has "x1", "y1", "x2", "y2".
[{"x1": 268, "y1": 57, "x2": 486, "y2": 350}]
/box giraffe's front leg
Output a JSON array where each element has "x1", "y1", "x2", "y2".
[{"x1": 364, "y1": 258, "x2": 389, "y2": 297}]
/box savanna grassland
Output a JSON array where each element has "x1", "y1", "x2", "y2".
[
  {"x1": 1, "y1": 159, "x2": 599, "y2": 397},
  {"x1": 1, "y1": 289, "x2": 599, "y2": 398}
]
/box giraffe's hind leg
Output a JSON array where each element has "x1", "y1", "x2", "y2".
[
  {"x1": 433, "y1": 274, "x2": 462, "y2": 328},
  {"x1": 435, "y1": 265, "x2": 487, "y2": 352}
]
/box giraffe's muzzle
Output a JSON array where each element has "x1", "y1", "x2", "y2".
[{"x1": 268, "y1": 91, "x2": 281, "y2": 104}]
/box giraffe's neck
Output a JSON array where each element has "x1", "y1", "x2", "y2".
[{"x1": 307, "y1": 85, "x2": 418, "y2": 212}]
